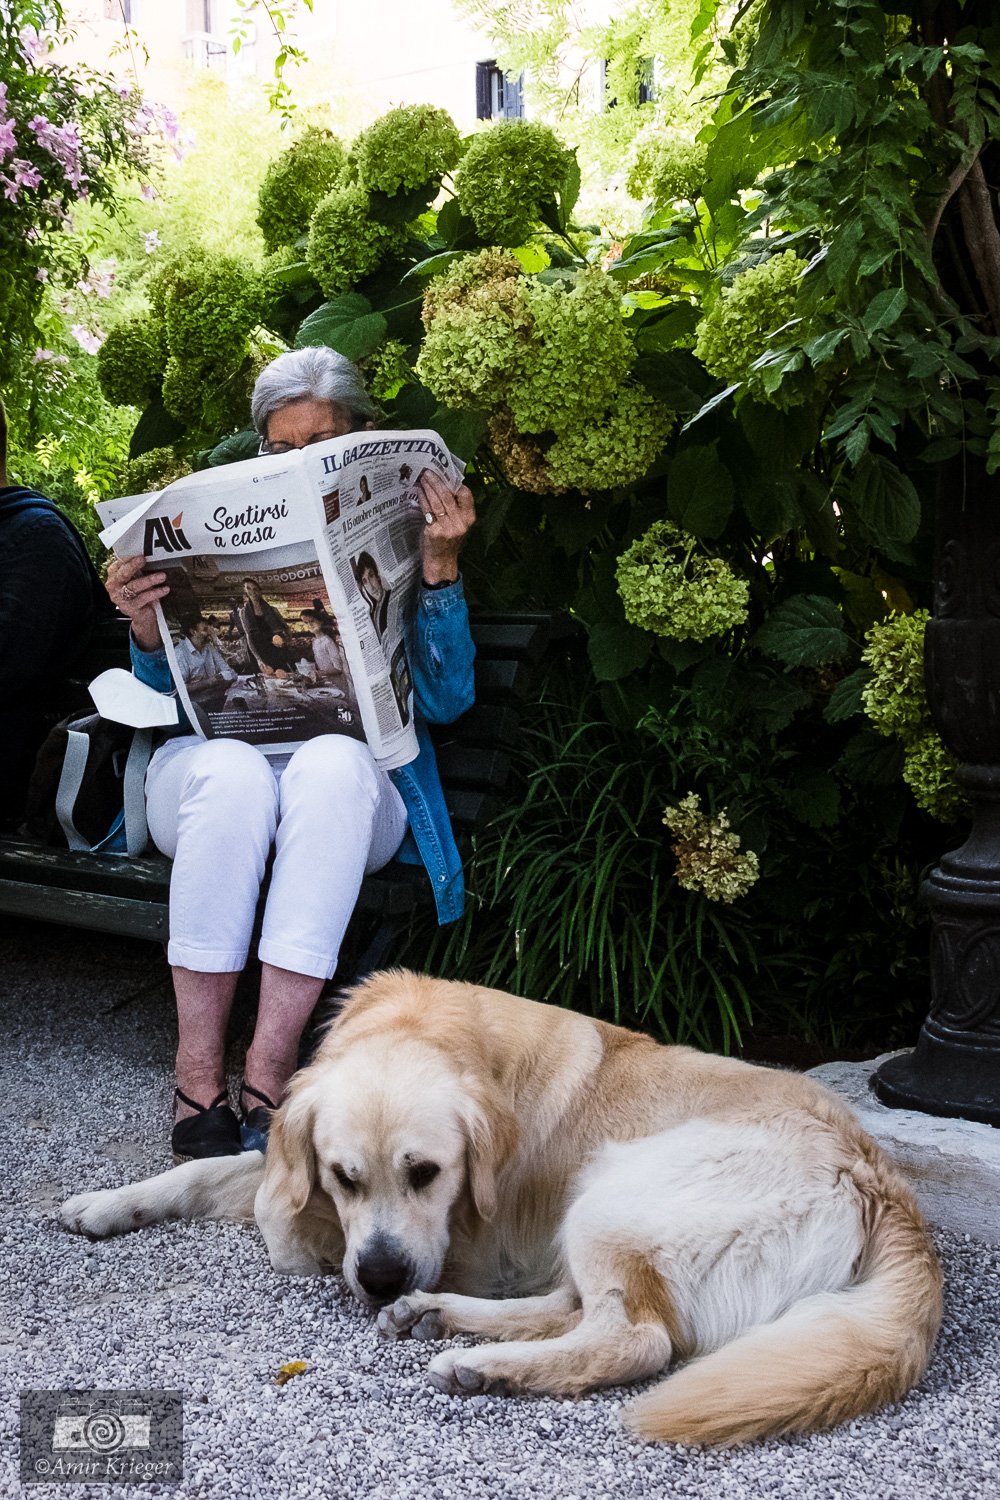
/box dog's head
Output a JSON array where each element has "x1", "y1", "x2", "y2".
[{"x1": 265, "y1": 1028, "x2": 516, "y2": 1307}]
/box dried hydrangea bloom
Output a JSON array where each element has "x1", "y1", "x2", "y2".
[{"x1": 662, "y1": 793, "x2": 760, "y2": 903}]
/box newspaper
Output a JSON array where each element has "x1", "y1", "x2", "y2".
[{"x1": 96, "y1": 430, "x2": 464, "y2": 771}]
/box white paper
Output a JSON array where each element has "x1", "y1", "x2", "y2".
[{"x1": 89, "y1": 668, "x2": 179, "y2": 728}]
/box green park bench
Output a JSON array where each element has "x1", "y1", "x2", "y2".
[{"x1": 0, "y1": 610, "x2": 562, "y2": 979}]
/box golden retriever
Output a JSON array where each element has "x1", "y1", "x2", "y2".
[{"x1": 61, "y1": 970, "x2": 942, "y2": 1446}]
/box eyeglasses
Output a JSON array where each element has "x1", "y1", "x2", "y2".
[{"x1": 258, "y1": 421, "x2": 362, "y2": 458}]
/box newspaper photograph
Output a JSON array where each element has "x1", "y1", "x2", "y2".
[{"x1": 97, "y1": 429, "x2": 463, "y2": 767}]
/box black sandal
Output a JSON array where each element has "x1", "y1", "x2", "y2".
[
  {"x1": 239, "y1": 1080, "x2": 280, "y2": 1154},
  {"x1": 171, "y1": 1088, "x2": 242, "y2": 1160}
]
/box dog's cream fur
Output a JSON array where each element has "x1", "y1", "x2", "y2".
[{"x1": 61, "y1": 970, "x2": 942, "y2": 1445}]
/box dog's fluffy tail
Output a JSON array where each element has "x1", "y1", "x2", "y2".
[{"x1": 623, "y1": 1180, "x2": 942, "y2": 1447}]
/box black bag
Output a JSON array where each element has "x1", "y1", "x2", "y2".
[{"x1": 23, "y1": 712, "x2": 154, "y2": 855}]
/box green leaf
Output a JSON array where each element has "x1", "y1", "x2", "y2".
[
  {"x1": 838, "y1": 730, "x2": 905, "y2": 786},
  {"x1": 862, "y1": 286, "x2": 908, "y2": 335},
  {"x1": 207, "y1": 428, "x2": 260, "y2": 467},
  {"x1": 129, "y1": 400, "x2": 185, "y2": 460},
  {"x1": 430, "y1": 405, "x2": 487, "y2": 462},
  {"x1": 683, "y1": 382, "x2": 742, "y2": 430},
  {"x1": 633, "y1": 305, "x2": 702, "y2": 355},
  {"x1": 387, "y1": 382, "x2": 437, "y2": 429},
  {"x1": 755, "y1": 594, "x2": 850, "y2": 667},
  {"x1": 632, "y1": 349, "x2": 712, "y2": 410},
  {"x1": 295, "y1": 295, "x2": 388, "y2": 362},
  {"x1": 587, "y1": 621, "x2": 652, "y2": 682},
  {"x1": 512, "y1": 244, "x2": 550, "y2": 273},
  {"x1": 368, "y1": 182, "x2": 439, "y2": 225},
  {"x1": 436, "y1": 197, "x2": 478, "y2": 248},
  {"x1": 783, "y1": 767, "x2": 842, "y2": 828},
  {"x1": 402, "y1": 251, "x2": 465, "y2": 281},
  {"x1": 263, "y1": 258, "x2": 316, "y2": 289},
  {"x1": 752, "y1": 672, "x2": 811, "y2": 733},
  {"x1": 739, "y1": 400, "x2": 818, "y2": 468},
  {"x1": 824, "y1": 667, "x2": 871, "y2": 723},
  {"x1": 741, "y1": 475, "x2": 802, "y2": 539},
  {"x1": 557, "y1": 151, "x2": 581, "y2": 231},
  {"x1": 845, "y1": 454, "x2": 921, "y2": 550},
  {"x1": 667, "y1": 446, "x2": 734, "y2": 538}
]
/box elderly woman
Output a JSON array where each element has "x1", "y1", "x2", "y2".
[{"x1": 105, "y1": 348, "x2": 476, "y2": 1159}]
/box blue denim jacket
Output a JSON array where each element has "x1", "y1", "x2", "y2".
[{"x1": 130, "y1": 580, "x2": 476, "y2": 923}]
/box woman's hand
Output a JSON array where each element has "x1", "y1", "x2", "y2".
[
  {"x1": 105, "y1": 555, "x2": 169, "y2": 653},
  {"x1": 418, "y1": 470, "x2": 476, "y2": 585}
]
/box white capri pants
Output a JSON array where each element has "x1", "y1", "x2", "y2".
[{"x1": 145, "y1": 734, "x2": 408, "y2": 979}]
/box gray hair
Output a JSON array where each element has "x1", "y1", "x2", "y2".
[{"x1": 251, "y1": 346, "x2": 379, "y2": 436}]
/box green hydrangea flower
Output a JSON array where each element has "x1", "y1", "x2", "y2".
[
  {"x1": 257, "y1": 127, "x2": 347, "y2": 253},
  {"x1": 662, "y1": 792, "x2": 760, "y2": 903},
  {"x1": 456, "y1": 119, "x2": 569, "y2": 246},
  {"x1": 509, "y1": 272, "x2": 635, "y2": 434},
  {"x1": 306, "y1": 184, "x2": 403, "y2": 298},
  {"x1": 902, "y1": 733, "x2": 966, "y2": 822},
  {"x1": 862, "y1": 611, "x2": 964, "y2": 821},
  {"x1": 96, "y1": 314, "x2": 167, "y2": 408},
  {"x1": 694, "y1": 251, "x2": 802, "y2": 385},
  {"x1": 421, "y1": 248, "x2": 523, "y2": 327},
  {"x1": 861, "y1": 611, "x2": 930, "y2": 738},
  {"x1": 353, "y1": 105, "x2": 462, "y2": 196},
  {"x1": 126, "y1": 446, "x2": 192, "y2": 493},
  {"x1": 416, "y1": 278, "x2": 532, "y2": 408},
  {"x1": 363, "y1": 339, "x2": 413, "y2": 403},
  {"x1": 616, "y1": 520, "x2": 749, "y2": 640},
  {"x1": 626, "y1": 134, "x2": 708, "y2": 204},
  {"x1": 162, "y1": 254, "x2": 264, "y2": 369},
  {"x1": 546, "y1": 386, "x2": 673, "y2": 491},
  {"x1": 161, "y1": 355, "x2": 209, "y2": 426}
]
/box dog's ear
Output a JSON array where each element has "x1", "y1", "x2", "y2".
[
  {"x1": 265, "y1": 1079, "x2": 319, "y2": 1217},
  {"x1": 461, "y1": 1080, "x2": 519, "y2": 1222}
]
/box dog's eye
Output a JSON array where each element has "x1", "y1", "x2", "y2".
[
  {"x1": 408, "y1": 1162, "x2": 440, "y2": 1191},
  {"x1": 331, "y1": 1165, "x2": 356, "y2": 1193}
]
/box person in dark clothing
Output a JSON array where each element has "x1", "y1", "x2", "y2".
[{"x1": 0, "y1": 397, "x2": 112, "y2": 828}]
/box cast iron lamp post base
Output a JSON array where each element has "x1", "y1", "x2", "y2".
[
  {"x1": 871, "y1": 459, "x2": 1000, "y2": 1128},
  {"x1": 873, "y1": 765, "x2": 1000, "y2": 1128}
]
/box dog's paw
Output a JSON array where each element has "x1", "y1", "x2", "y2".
[
  {"x1": 59, "y1": 1189, "x2": 136, "y2": 1238},
  {"x1": 426, "y1": 1349, "x2": 501, "y2": 1396},
  {"x1": 378, "y1": 1295, "x2": 446, "y2": 1342}
]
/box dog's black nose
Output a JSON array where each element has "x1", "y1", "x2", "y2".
[{"x1": 356, "y1": 1241, "x2": 409, "y2": 1302}]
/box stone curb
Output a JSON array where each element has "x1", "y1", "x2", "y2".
[{"x1": 809, "y1": 1050, "x2": 1000, "y2": 1244}]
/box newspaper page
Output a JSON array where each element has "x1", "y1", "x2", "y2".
[{"x1": 96, "y1": 430, "x2": 463, "y2": 769}]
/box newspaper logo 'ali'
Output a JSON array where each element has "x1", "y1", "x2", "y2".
[{"x1": 144, "y1": 513, "x2": 192, "y2": 554}]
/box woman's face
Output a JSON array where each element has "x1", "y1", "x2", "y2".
[
  {"x1": 244, "y1": 581, "x2": 262, "y2": 603},
  {"x1": 361, "y1": 565, "x2": 384, "y2": 603},
  {"x1": 263, "y1": 398, "x2": 357, "y2": 455}
]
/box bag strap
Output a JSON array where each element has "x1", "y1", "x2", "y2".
[
  {"x1": 54, "y1": 727, "x2": 93, "y2": 852},
  {"x1": 122, "y1": 727, "x2": 154, "y2": 857},
  {"x1": 56, "y1": 722, "x2": 154, "y2": 856}
]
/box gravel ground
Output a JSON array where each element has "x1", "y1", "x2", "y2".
[{"x1": 2, "y1": 917, "x2": 999, "y2": 1499}]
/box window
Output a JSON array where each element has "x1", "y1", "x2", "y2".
[
  {"x1": 104, "y1": 0, "x2": 140, "y2": 20},
  {"x1": 599, "y1": 57, "x2": 657, "y2": 110},
  {"x1": 476, "y1": 60, "x2": 525, "y2": 121}
]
